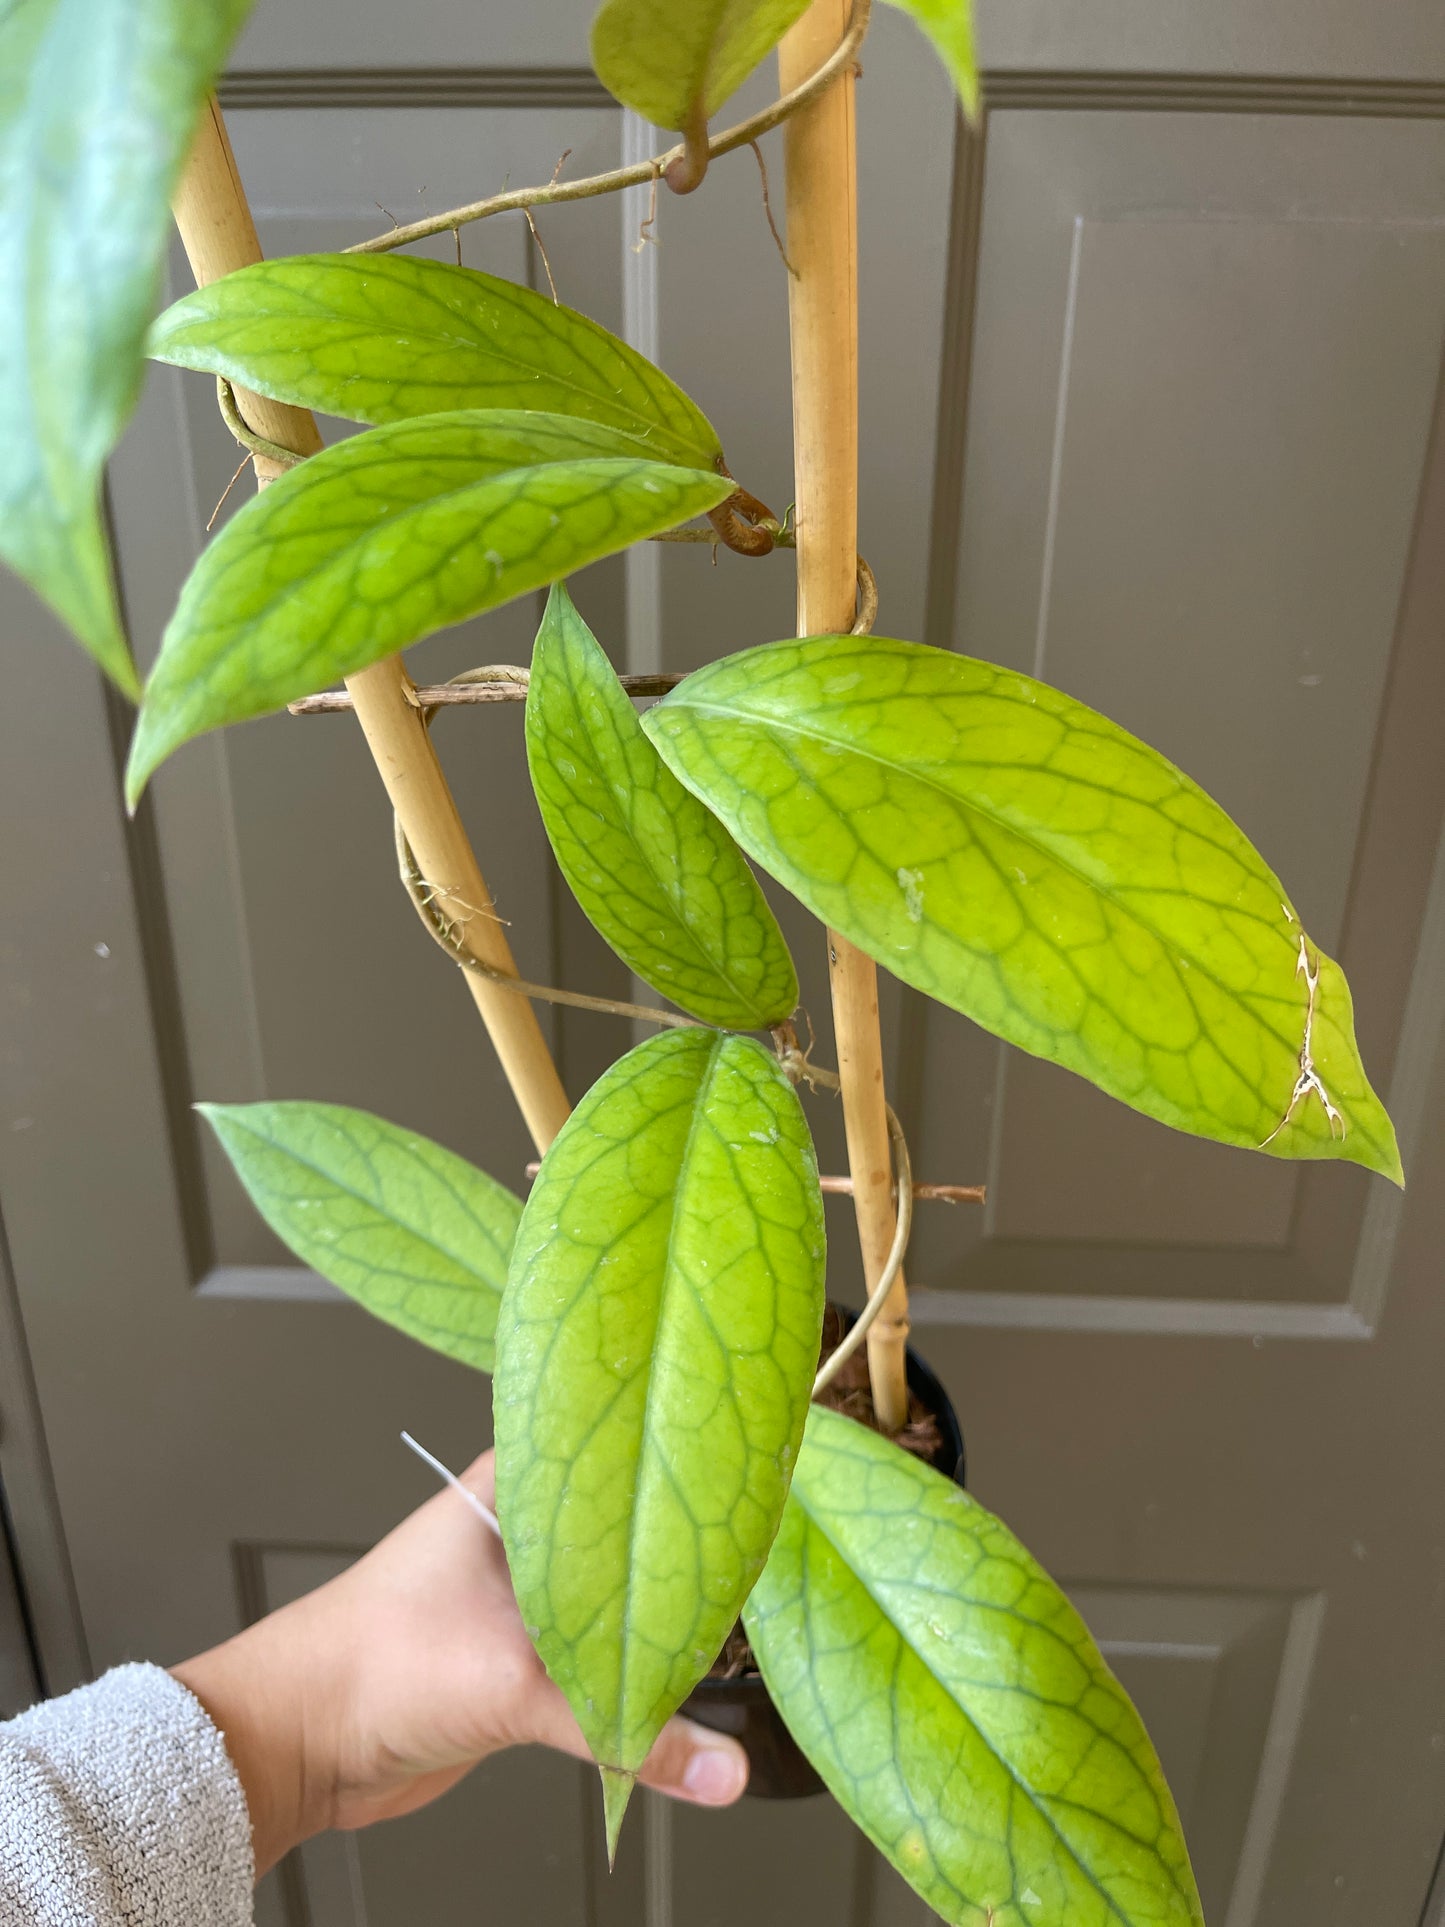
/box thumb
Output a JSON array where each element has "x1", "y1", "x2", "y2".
[
  {"x1": 515, "y1": 1675, "x2": 749, "y2": 1809},
  {"x1": 637, "y1": 1714, "x2": 749, "y2": 1809}
]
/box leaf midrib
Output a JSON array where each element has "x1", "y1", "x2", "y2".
[
  {"x1": 178, "y1": 451, "x2": 679, "y2": 656},
  {"x1": 553, "y1": 653, "x2": 787, "y2": 1025},
  {"x1": 789, "y1": 1499, "x2": 1174, "y2": 1927},
  {"x1": 164, "y1": 263, "x2": 713, "y2": 464},
  {"x1": 615, "y1": 1032, "x2": 724, "y2": 1759},
  {"x1": 219, "y1": 1118, "x2": 506, "y2": 1292},
  {"x1": 663, "y1": 697, "x2": 1305, "y2": 1064}
]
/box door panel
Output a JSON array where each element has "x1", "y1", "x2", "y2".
[
  {"x1": 909, "y1": 99, "x2": 1445, "y2": 1317},
  {"x1": 2, "y1": 0, "x2": 1443, "y2": 1922},
  {"x1": 0, "y1": 1510, "x2": 37, "y2": 1719}
]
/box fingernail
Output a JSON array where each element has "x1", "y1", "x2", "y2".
[{"x1": 682, "y1": 1743, "x2": 747, "y2": 1804}]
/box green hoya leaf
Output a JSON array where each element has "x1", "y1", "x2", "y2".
[
  {"x1": 526, "y1": 585, "x2": 798, "y2": 1029},
  {"x1": 645, "y1": 636, "x2": 1401, "y2": 1184},
  {"x1": 126, "y1": 411, "x2": 731, "y2": 804},
  {"x1": 745, "y1": 1406, "x2": 1204, "y2": 1927},
  {"x1": 199, "y1": 1101, "x2": 521, "y2": 1372},
  {"x1": 881, "y1": 0, "x2": 980, "y2": 119},
  {"x1": 494, "y1": 1027, "x2": 825, "y2": 1853},
  {"x1": 147, "y1": 253, "x2": 722, "y2": 469},
  {"x1": 0, "y1": 0, "x2": 253, "y2": 697},
  {"x1": 591, "y1": 0, "x2": 810, "y2": 132}
]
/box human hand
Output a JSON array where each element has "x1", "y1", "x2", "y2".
[{"x1": 173, "y1": 1449, "x2": 748, "y2": 1875}]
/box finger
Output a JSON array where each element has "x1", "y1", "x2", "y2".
[
  {"x1": 519, "y1": 1688, "x2": 748, "y2": 1808},
  {"x1": 406, "y1": 1446, "x2": 498, "y2": 1541},
  {"x1": 456, "y1": 1449, "x2": 496, "y2": 1507},
  {"x1": 383, "y1": 1445, "x2": 497, "y2": 1549},
  {"x1": 637, "y1": 1715, "x2": 748, "y2": 1808}
]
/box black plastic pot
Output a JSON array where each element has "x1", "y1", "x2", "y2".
[{"x1": 682, "y1": 1309, "x2": 965, "y2": 1798}]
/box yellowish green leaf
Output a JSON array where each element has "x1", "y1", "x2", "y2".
[
  {"x1": 526, "y1": 584, "x2": 798, "y2": 1028},
  {"x1": 0, "y1": 0, "x2": 254, "y2": 696},
  {"x1": 645, "y1": 635, "x2": 1401, "y2": 1183},
  {"x1": 590, "y1": 0, "x2": 810, "y2": 132},
  {"x1": 200, "y1": 1100, "x2": 520, "y2": 1372},
  {"x1": 746, "y1": 1407, "x2": 1204, "y2": 1927},
  {"x1": 147, "y1": 253, "x2": 722, "y2": 467},
  {"x1": 126, "y1": 411, "x2": 731, "y2": 804},
  {"x1": 494, "y1": 1029, "x2": 825, "y2": 1850},
  {"x1": 881, "y1": 0, "x2": 980, "y2": 119}
]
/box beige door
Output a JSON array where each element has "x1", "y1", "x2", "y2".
[{"x1": 3, "y1": 0, "x2": 1444, "y2": 1921}]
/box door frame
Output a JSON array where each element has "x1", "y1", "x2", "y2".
[{"x1": 0, "y1": 1202, "x2": 88, "y2": 1698}]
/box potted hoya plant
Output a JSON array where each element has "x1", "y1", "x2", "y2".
[{"x1": 1, "y1": 0, "x2": 1403, "y2": 1919}]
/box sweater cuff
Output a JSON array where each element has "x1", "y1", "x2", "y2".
[{"x1": 2, "y1": 1660, "x2": 254, "y2": 1926}]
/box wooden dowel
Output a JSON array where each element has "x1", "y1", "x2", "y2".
[
  {"x1": 344, "y1": 657, "x2": 572, "y2": 1152},
  {"x1": 779, "y1": 0, "x2": 910, "y2": 1432},
  {"x1": 170, "y1": 100, "x2": 571, "y2": 1155},
  {"x1": 171, "y1": 103, "x2": 324, "y2": 478}
]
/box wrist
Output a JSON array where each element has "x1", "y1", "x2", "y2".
[{"x1": 173, "y1": 1608, "x2": 341, "y2": 1876}]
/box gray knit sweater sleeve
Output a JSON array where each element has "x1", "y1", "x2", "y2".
[{"x1": 0, "y1": 1662, "x2": 254, "y2": 1926}]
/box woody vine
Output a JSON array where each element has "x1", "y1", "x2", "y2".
[{"x1": 0, "y1": 0, "x2": 1403, "y2": 1920}]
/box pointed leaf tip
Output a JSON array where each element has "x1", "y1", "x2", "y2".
[
  {"x1": 123, "y1": 717, "x2": 155, "y2": 815},
  {"x1": 600, "y1": 1766, "x2": 636, "y2": 1867},
  {"x1": 0, "y1": 0, "x2": 247, "y2": 699},
  {"x1": 879, "y1": 0, "x2": 981, "y2": 120},
  {"x1": 591, "y1": 0, "x2": 811, "y2": 130}
]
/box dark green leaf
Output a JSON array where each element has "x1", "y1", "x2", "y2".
[
  {"x1": 881, "y1": 0, "x2": 980, "y2": 118},
  {"x1": 199, "y1": 1100, "x2": 521, "y2": 1372},
  {"x1": 644, "y1": 635, "x2": 1401, "y2": 1183},
  {"x1": 494, "y1": 1028, "x2": 825, "y2": 1852},
  {"x1": 147, "y1": 253, "x2": 723, "y2": 468},
  {"x1": 126, "y1": 411, "x2": 731, "y2": 804},
  {"x1": 746, "y1": 1406, "x2": 1204, "y2": 1927},
  {"x1": 0, "y1": 0, "x2": 253, "y2": 697},
  {"x1": 591, "y1": 0, "x2": 810, "y2": 131},
  {"x1": 526, "y1": 584, "x2": 798, "y2": 1029}
]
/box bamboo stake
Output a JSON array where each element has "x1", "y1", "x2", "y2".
[
  {"x1": 779, "y1": 1, "x2": 910, "y2": 1432},
  {"x1": 171, "y1": 105, "x2": 323, "y2": 478},
  {"x1": 170, "y1": 100, "x2": 571, "y2": 1156}
]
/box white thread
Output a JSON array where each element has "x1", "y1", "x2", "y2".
[{"x1": 400, "y1": 1430, "x2": 502, "y2": 1538}]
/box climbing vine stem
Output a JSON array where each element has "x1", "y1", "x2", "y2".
[
  {"x1": 771, "y1": 1030, "x2": 916, "y2": 1401},
  {"x1": 343, "y1": 0, "x2": 871, "y2": 257}
]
